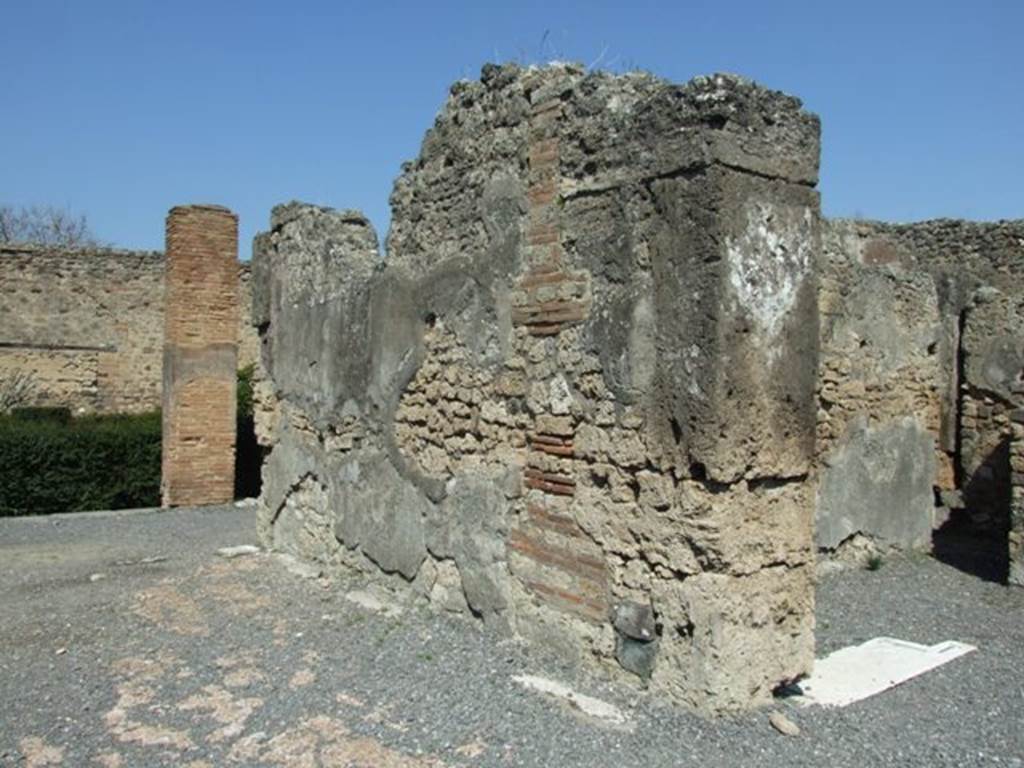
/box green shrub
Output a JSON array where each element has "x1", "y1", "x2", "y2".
[
  {"x1": 9, "y1": 406, "x2": 72, "y2": 424},
  {"x1": 237, "y1": 364, "x2": 255, "y2": 419},
  {"x1": 234, "y1": 364, "x2": 265, "y2": 498},
  {"x1": 0, "y1": 411, "x2": 161, "y2": 516}
]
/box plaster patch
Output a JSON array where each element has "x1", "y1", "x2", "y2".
[{"x1": 726, "y1": 201, "x2": 813, "y2": 351}]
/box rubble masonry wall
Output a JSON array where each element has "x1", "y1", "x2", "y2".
[
  {"x1": 252, "y1": 64, "x2": 822, "y2": 713},
  {"x1": 817, "y1": 220, "x2": 1024, "y2": 553}
]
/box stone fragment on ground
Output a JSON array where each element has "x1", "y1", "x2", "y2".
[
  {"x1": 273, "y1": 553, "x2": 322, "y2": 580},
  {"x1": 769, "y1": 710, "x2": 801, "y2": 736},
  {"x1": 512, "y1": 674, "x2": 630, "y2": 729},
  {"x1": 345, "y1": 588, "x2": 404, "y2": 618},
  {"x1": 216, "y1": 544, "x2": 262, "y2": 559}
]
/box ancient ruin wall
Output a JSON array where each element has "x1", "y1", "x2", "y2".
[
  {"x1": 253, "y1": 64, "x2": 821, "y2": 712},
  {"x1": 815, "y1": 221, "x2": 945, "y2": 551},
  {"x1": 816, "y1": 219, "x2": 1024, "y2": 553},
  {"x1": 1011, "y1": 406, "x2": 1024, "y2": 586},
  {"x1": 0, "y1": 245, "x2": 164, "y2": 412},
  {"x1": 0, "y1": 244, "x2": 258, "y2": 414},
  {"x1": 161, "y1": 205, "x2": 239, "y2": 507}
]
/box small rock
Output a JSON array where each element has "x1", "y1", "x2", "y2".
[
  {"x1": 113, "y1": 555, "x2": 167, "y2": 567},
  {"x1": 275, "y1": 553, "x2": 323, "y2": 580},
  {"x1": 769, "y1": 710, "x2": 800, "y2": 736},
  {"x1": 345, "y1": 589, "x2": 404, "y2": 618},
  {"x1": 512, "y1": 674, "x2": 630, "y2": 729},
  {"x1": 55, "y1": 648, "x2": 67, "y2": 656},
  {"x1": 217, "y1": 544, "x2": 262, "y2": 559}
]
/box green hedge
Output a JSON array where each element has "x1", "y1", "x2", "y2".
[{"x1": 0, "y1": 411, "x2": 162, "y2": 516}]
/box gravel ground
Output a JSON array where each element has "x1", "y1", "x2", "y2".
[{"x1": 1, "y1": 506, "x2": 1022, "y2": 767}]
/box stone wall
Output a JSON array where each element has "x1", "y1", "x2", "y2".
[
  {"x1": 253, "y1": 64, "x2": 821, "y2": 713},
  {"x1": 161, "y1": 205, "x2": 239, "y2": 507},
  {"x1": 1010, "y1": 405, "x2": 1024, "y2": 586},
  {"x1": 816, "y1": 219, "x2": 1024, "y2": 556},
  {"x1": 0, "y1": 244, "x2": 258, "y2": 414},
  {"x1": 816, "y1": 221, "x2": 945, "y2": 552},
  {"x1": 959, "y1": 288, "x2": 1024, "y2": 534}
]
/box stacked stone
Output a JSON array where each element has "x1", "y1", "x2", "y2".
[
  {"x1": 505, "y1": 81, "x2": 610, "y2": 627},
  {"x1": 0, "y1": 245, "x2": 164, "y2": 413},
  {"x1": 957, "y1": 290, "x2": 1024, "y2": 535},
  {"x1": 161, "y1": 205, "x2": 239, "y2": 507},
  {"x1": 1010, "y1": 400, "x2": 1024, "y2": 587}
]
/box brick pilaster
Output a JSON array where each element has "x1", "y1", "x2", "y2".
[
  {"x1": 508, "y1": 94, "x2": 608, "y2": 623},
  {"x1": 161, "y1": 205, "x2": 239, "y2": 507}
]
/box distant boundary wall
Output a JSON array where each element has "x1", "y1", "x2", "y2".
[{"x1": 0, "y1": 244, "x2": 258, "y2": 413}]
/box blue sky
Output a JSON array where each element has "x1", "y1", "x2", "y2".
[{"x1": 1, "y1": 0, "x2": 1020, "y2": 255}]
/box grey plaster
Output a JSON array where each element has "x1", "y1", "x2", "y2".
[{"x1": 817, "y1": 416, "x2": 936, "y2": 550}]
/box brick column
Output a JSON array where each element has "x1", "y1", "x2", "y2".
[{"x1": 161, "y1": 205, "x2": 239, "y2": 507}]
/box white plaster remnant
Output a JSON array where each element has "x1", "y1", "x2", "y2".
[
  {"x1": 726, "y1": 201, "x2": 813, "y2": 352},
  {"x1": 512, "y1": 674, "x2": 630, "y2": 728},
  {"x1": 549, "y1": 374, "x2": 574, "y2": 415}
]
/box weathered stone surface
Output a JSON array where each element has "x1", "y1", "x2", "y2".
[
  {"x1": 817, "y1": 416, "x2": 936, "y2": 550},
  {"x1": 650, "y1": 565, "x2": 815, "y2": 712},
  {"x1": 958, "y1": 289, "x2": 1024, "y2": 534},
  {"x1": 332, "y1": 453, "x2": 429, "y2": 580},
  {"x1": 815, "y1": 221, "x2": 952, "y2": 551},
  {"x1": 769, "y1": 710, "x2": 801, "y2": 737},
  {"x1": 433, "y1": 475, "x2": 511, "y2": 628},
  {"x1": 613, "y1": 600, "x2": 658, "y2": 680},
  {"x1": 252, "y1": 63, "x2": 820, "y2": 713},
  {"x1": 253, "y1": 204, "x2": 379, "y2": 424},
  {"x1": 1009, "y1": 417, "x2": 1024, "y2": 586}
]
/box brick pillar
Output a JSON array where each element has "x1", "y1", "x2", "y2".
[{"x1": 161, "y1": 205, "x2": 239, "y2": 507}]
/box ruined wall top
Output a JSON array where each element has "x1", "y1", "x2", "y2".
[
  {"x1": 387, "y1": 62, "x2": 820, "y2": 272},
  {"x1": 824, "y1": 217, "x2": 1024, "y2": 292}
]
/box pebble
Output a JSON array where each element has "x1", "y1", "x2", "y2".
[{"x1": 769, "y1": 711, "x2": 800, "y2": 737}]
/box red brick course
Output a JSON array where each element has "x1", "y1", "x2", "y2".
[{"x1": 508, "y1": 105, "x2": 609, "y2": 623}]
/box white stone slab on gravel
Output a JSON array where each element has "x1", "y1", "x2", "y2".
[
  {"x1": 796, "y1": 637, "x2": 976, "y2": 707},
  {"x1": 512, "y1": 674, "x2": 630, "y2": 728},
  {"x1": 216, "y1": 544, "x2": 262, "y2": 558}
]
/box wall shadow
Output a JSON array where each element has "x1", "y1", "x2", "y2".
[
  {"x1": 932, "y1": 439, "x2": 1011, "y2": 583},
  {"x1": 234, "y1": 415, "x2": 265, "y2": 500}
]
